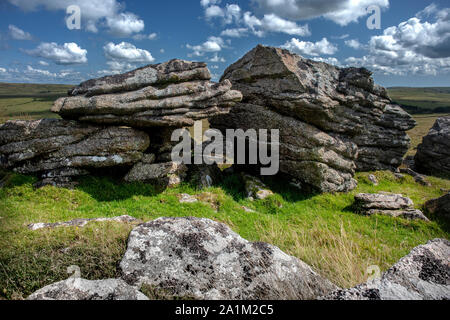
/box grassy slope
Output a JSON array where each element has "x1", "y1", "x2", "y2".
[
  {"x1": 0, "y1": 171, "x2": 448, "y2": 299},
  {"x1": 388, "y1": 87, "x2": 450, "y2": 113},
  {"x1": 0, "y1": 83, "x2": 73, "y2": 123}
]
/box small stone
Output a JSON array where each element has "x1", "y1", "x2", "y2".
[
  {"x1": 241, "y1": 206, "x2": 256, "y2": 213},
  {"x1": 177, "y1": 194, "x2": 198, "y2": 204},
  {"x1": 241, "y1": 173, "x2": 274, "y2": 200},
  {"x1": 368, "y1": 174, "x2": 379, "y2": 186}
]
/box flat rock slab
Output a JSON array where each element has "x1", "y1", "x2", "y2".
[
  {"x1": 27, "y1": 278, "x2": 148, "y2": 300},
  {"x1": 28, "y1": 215, "x2": 139, "y2": 231},
  {"x1": 120, "y1": 217, "x2": 338, "y2": 300},
  {"x1": 323, "y1": 239, "x2": 450, "y2": 300},
  {"x1": 53, "y1": 59, "x2": 242, "y2": 128},
  {"x1": 124, "y1": 161, "x2": 187, "y2": 188}
]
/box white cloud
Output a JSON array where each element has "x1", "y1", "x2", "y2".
[
  {"x1": 132, "y1": 33, "x2": 158, "y2": 41},
  {"x1": 25, "y1": 42, "x2": 88, "y2": 65},
  {"x1": 106, "y1": 12, "x2": 145, "y2": 37},
  {"x1": 221, "y1": 28, "x2": 248, "y2": 38},
  {"x1": 210, "y1": 53, "x2": 225, "y2": 62},
  {"x1": 26, "y1": 65, "x2": 56, "y2": 77},
  {"x1": 8, "y1": 25, "x2": 32, "y2": 40},
  {"x1": 200, "y1": 0, "x2": 221, "y2": 7},
  {"x1": 253, "y1": 0, "x2": 389, "y2": 26},
  {"x1": 39, "y1": 60, "x2": 49, "y2": 66},
  {"x1": 282, "y1": 38, "x2": 338, "y2": 56},
  {"x1": 0, "y1": 67, "x2": 6, "y2": 73},
  {"x1": 205, "y1": 3, "x2": 241, "y2": 24},
  {"x1": 311, "y1": 56, "x2": 341, "y2": 66},
  {"x1": 345, "y1": 6, "x2": 450, "y2": 76},
  {"x1": 104, "y1": 42, "x2": 155, "y2": 63},
  {"x1": 345, "y1": 39, "x2": 365, "y2": 50},
  {"x1": 242, "y1": 12, "x2": 310, "y2": 37},
  {"x1": 187, "y1": 36, "x2": 224, "y2": 56},
  {"x1": 7, "y1": 0, "x2": 145, "y2": 36},
  {"x1": 205, "y1": 5, "x2": 225, "y2": 19}
]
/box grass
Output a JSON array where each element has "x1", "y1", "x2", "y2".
[
  {"x1": 388, "y1": 87, "x2": 450, "y2": 114},
  {"x1": 0, "y1": 171, "x2": 448, "y2": 300},
  {"x1": 0, "y1": 83, "x2": 73, "y2": 123}
]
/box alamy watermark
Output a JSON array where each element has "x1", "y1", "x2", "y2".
[
  {"x1": 171, "y1": 121, "x2": 280, "y2": 176},
  {"x1": 66, "y1": 5, "x2": 81, "y2": 30}
]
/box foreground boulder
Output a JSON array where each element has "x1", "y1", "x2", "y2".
[
  {"x1": 120, "y1": 217, "x2": 338, "y2": 300},
  {"x1": 415, "y1": 117, "x2": 450, "y2": 176},
  {"x1": 324, "y1": 239, "x2": 450, "y2": 300},
  {"x1": 27, "y1": 278, "x2": 148, "y2": 300},
  {"x1": 354, "y1": 193, "x2": 429, "y2": 221},
  {"x1": 0, "y1": 119, "x2": 149, "y2": 187},
  {"x1": 211, "y1": 45, "x2": 415, "y2": 192},
  {"x1": 52, "y1": 59, "x2": 242, "y2": 128}
]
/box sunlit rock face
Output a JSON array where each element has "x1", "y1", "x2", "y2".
[{"x1": 211, "y1": 45, "x2": 416, "y2": 193}]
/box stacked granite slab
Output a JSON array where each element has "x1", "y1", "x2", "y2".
[{"x1": 0, "y1": 59, "x2": 242, "y2": 187}]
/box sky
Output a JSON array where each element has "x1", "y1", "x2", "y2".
[{"x1": 0, "y1": 0, "x2": 449, "y2": 87}]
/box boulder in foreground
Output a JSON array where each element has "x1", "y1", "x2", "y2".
[
  {"x1": 120, "y1": 217, "x2": 338, "y2": 300},
  {"x1": 323, "y1": 239, "x2": 450, "y2": 300}
]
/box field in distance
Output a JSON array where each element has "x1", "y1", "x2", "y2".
[
  {"x1": 388, "y1": 87, "x2": 450, "y2": 114},
  {"x1": 0, "y1": 82, "x2": 73, "y2": 123}
]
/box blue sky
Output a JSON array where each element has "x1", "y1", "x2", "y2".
[{"x1": 0, "y1": 0, "x2": 449, "y2": 87}]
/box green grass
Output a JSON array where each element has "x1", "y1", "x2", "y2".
[
  {"x1": 0, "y1": 171, "x2": 448, "y2": 299},
  {"x1": 0, "y1": 83, "x2": 73, "y2": 123},
  {"x1": 388, "y1": 87, "x2": 450, "y2": 114}
]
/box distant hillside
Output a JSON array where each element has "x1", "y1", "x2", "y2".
[
  {"x1": 0, "y1": 83, "x2": 73, "y2": 123},
  {"x1": 388, "y1": 87, "x2": 450, "y2": 114}
]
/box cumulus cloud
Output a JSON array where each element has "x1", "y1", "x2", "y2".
[
  {"x1": 210, "y1": 53, "x2": 226, "y2": 62},
  {"x1": 104, "y1": 42, "x2": 155, "y2": 62},
  {"x1": 282, "y1": 38, "x2": 338, "y2": 56},
  {"x1": 220, "y1": 28, "x2": 248, "y2": 37},
  {"x1": 0, "y1": 67, "x2": 6, "y2": 73},
  {"x1": 253, "y1": 0, "x2": 389, "y2": 26},
  {"x1": 346, "y1": 6, "x2": 450, "y2": 76},
  {"x1": 8, "y1": 25, "x2": 32, "y2": 40},
  {"x1": 7, "y1": 0, "x2": 145, "y2": 36},
  {"x1": 25, "y1": 42, "x2": 88, "y2": 65},
  {"x1": 187, "y1": 36, "x2": 224, "y2": 56},
  {"x1": 345, "y1": 39, "x2": 365, "y2": 50},
  {"x1": 39, "y1": 60, "x2": 49, "y2": 66},
  {"x1": 106, "y1": 12, "x2": 145, "y2": 37}
]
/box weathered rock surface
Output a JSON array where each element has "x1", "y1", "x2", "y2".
[
  {"x1": 28, "y1": 215, "x2": 139, "y2": 231},
  {"x1": 0, "y1": 119, "x2": 149, "y2": 187},
  {"x1": 354, "y1": 193, "x2": 429, "y2": 221},
  {"x1": 424, "y1": 193, "x2": 450, "y2": 222},
  {"x1": 324, "y1": 239, "x2": 450, "y2": 300},
  {"x1": 27, "y1": 278, "x2": 148, "y2": 300},
  {"x1": 120, "y1": 217, "x2": 338, "y2": 300},
  {"x1": 211, "y1": 45, "x2": 415, "y2": 192},
  {"x1": 124, "y1": 161, "x2": 187, "y2": 188},
  {"x1": 415, "y1": 117, "x2": 450, "y2": 176},
  {"x1": 53, "y1": 59, "x2": 242, "y2": 128}
]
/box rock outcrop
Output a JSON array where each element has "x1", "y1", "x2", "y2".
[
  {"x1": 415, "y1": 117, "x2": 450, "y2": 176},
  {"x1": 424, "y1": 193, "x2": 450, "y2": 222},
  {"x1": 211, "y1": 45, "x2": 415, "y2": 192},
  {"x1": 52, "y1": 59, "x2": 242, "y2": 128},
  {"x1": 324, "y1": 239, "x2": 450, "y2": 300},
  {"x1": 27, "y1": 278, "x2": 148, "y2": 300},
  {"x1": 0, "y1": 119, "x2": 149, "y2": 187},
  {"x1": 120, "y1": 217, "x2": 338, "y2": 300},
  {"x1": 354, "y1": 193, "x2": 429, "y2": 221}
]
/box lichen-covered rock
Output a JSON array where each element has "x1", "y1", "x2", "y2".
[
  {"x1": 424, "y1": 193, "x2": 450, "y2": 222},
  {"x1": 124, "y1": 161, "x2": 187, "y2": 188},
  {"x1": 120, "y1": 217, "x2": 338, "y2": 300},
  {"x1": 354, "y1": 193, "x2": 429, "y2": 221},
  {"x1": 27, "y1": 278, "x2": 148, "y2": 300},
  {"x1": 0, "y1": 119, "x2": 149, "y2": 187},
  {"x1": 323, "y1": 239, "x2": 450, "y2": 300},
  {"x1": 415, "y1": 117, "x2": 450, "y2": 176},
  {"x1": 52, "y1": 59, "x2": 243, "y2": 128},
  {"x1": 211, "y1": 45, "x2": 415, "y2": 192}
]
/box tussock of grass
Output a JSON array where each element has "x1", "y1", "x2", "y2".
[{"x1": 0, "y1": 171, "x2": 449, "y2": 299}]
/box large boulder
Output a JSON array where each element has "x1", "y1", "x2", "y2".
[
  {"x1": 27, "y1": 278, "x2": 148, "y2": 300},
  {"x1": 324, "y1": 239, "x2": 450, "y2": 300},
  {"x1": 120, "y1": 217, "x2": 338, "y2": 300},
  {"x1": 424, "y1": 193, "x2": 450, "y2": 222},
  {"x1": 211, "y1": 45, "x2": 415, "y2": 192},
  {"x1": 52, "y1": 59, "x2": 243, "y2": 128},
  {"x1": 415, "y1": 117, "x2": 450, "y2": 176},
  {"x1": 0, "y1": 119, "x2": 149, "y2": 187}
]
